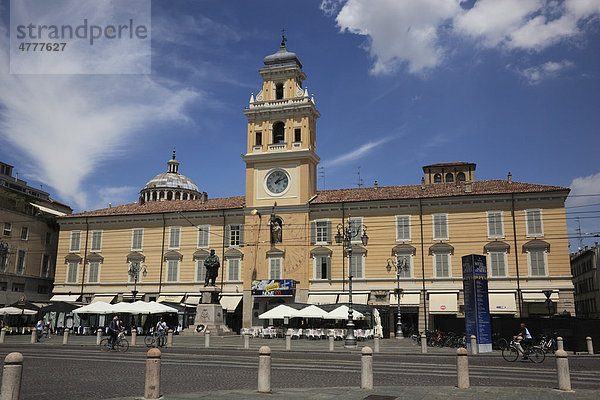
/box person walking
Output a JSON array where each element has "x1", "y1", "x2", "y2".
[
  {"x1": 156, "y1": 317, "x2": 167, "y2": 347},
  {"x1": 35, "y1": 319, "x2": 44, "y2": 342}
]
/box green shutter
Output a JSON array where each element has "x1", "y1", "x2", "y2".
[
  {"x1": 326, "y1": 257, "x2": 331, "y2": 281},
  {"x1": 310, "y1": 221, "x2": 316, "y2": 244},
  {"x1": 327, "y1": 221, "x2": 332, "y2": 244},
  {"x1": 224, "y1": 225, "x2": 230, "y2": 247},
  {"x1": 239, "y1": 224, "x2": 245, "y2": 247}
]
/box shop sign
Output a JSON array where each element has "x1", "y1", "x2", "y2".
[{"x1": 251, "y1": 280, "x2": 294, "y2": 297}]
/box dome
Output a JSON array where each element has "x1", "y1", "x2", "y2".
[
  {"x1": 263, "y1": 40, "x2": 302, "y2": 69},
  {"x1": 143, "y1": 172, "x2": 199, "y2": 192}
]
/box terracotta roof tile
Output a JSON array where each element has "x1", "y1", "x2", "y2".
[{"x1": 311, "y1": 180, "x2": 569, "y2": 204}]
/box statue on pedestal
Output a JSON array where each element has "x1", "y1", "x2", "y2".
[{"x1": 204, "y1": 249, "x2": 220, "y2": 287}]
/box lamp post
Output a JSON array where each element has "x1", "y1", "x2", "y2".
[
  {"x1": 335, "y1": 216, "x2": 368, "y2": 348},
  {"x1": 128, "y1": 261, "x2": 147, "y2": 302},
  {"x1": 386, "y1": 257, "x2": 407, "y2": 339}
]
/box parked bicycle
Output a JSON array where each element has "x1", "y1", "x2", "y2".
[
  {"x1": 502, "y1": 338, "x2": 545, "y2": 363},
  {"x1": 535, "y1": 333, "x2": 558, "y2": 354},
  {"x1": 492, "y1": 333, "x2": 509, "y2": 350},
  {"x1": 100, "y1": 331, "x2": 129, "y2": 352},
  {"x1": 144, "y1": 331, "x2": 165, "y2": 348}
]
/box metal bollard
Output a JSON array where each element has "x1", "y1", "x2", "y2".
[
  {"x1": 361, "y1": 346, "x2": 373, "y2": 390},
  {"x1": 555, "y1": 350, "x2": 571, "y2": 391},
  {"x1": 0, "y1": 352, "x2": 23, "y2": 400},
  {"x1": 257, "y1": 346, "x2": 271, "y2": 393},
  {"x1": 144, "y1": 348, "x2": 161, "y2": 399},
  {"x1": 456, "y1": 347, "x2": 469, "y2": 389},
  {"x1": 96, "y1": 329, "x2": 102, "y2": 345},
  {"x1": 62, "y1": 328, "x2": 69, "y2": 345},
  {"x1": 0, "y1": 328, "x2": 6, "y2": 344},
  {"x1": 285, "y1": 332, "x2": 291, "y2": 351},
  {"x1": 328, "y1": 332, "x2": 334, "y2": 352},
  {"x1": 421, "y1": 333, "x2": 427, "y2": 354},
  {"x1": 586, "y1": 336, "x2": 593, "y2": 355},
  {"x1": 244, "y1": 333, "x2": 250, "y2": 349},
  {"x1": 374, "y1": 334, "x2": 380, "y2": 353},
  {"x1": 131, "y1": 329, "x2": 137, "y2": 347},
  {"x1": 557, "y1": 336, "x2": 563, "y2": 351},
  {"x1": 30, "y1": 329, "x2": 37, "y2": 344},
  {"x1": 204, "y1": 330, "x2": 210, "y2": 348},
  {"x1": 167, "y1": 329, "x2": 173, "y2": 348},
  {"x1": 470, "y1": 334, "x2": 477, "y2": 355}
]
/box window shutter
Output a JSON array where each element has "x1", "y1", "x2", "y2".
[
  {"x1": 326, "y1": 257, "x2": 331, "y2": 281},
  {"x1": 224, "y1": 225, "x2": 230, "y2": 247},
  {"x1": 310, "y1": 221, "x2": 316, "y2": 244},
  {"x1": 239, "y1": 224, "x2": 245, "y2": 247},
  {"x1": 327, "y1": 221, "x2": 332, "y2": 244}
]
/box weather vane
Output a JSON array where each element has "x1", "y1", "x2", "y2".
[{"x1": 281, "y1": 28, "x2": 287, "y2": 46}]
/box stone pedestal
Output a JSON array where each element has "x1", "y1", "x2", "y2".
[{"x1": 181, "y1": 287, "x2": 233, "y2": 336}]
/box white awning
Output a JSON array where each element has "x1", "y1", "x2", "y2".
[
  {"x1": 29, "y1": 202, "x2": 67, "y2": 217},
  {"x1": 220, "y1": 295, "x2": 242, "y2": 312},
  {"x1": 522, "y1": 292, "x2": 559, "y2": 302},
  {"x1": 91, "y1": 295, "x2": 116, "y2": 304},
  {"x1": 307, "y1": 294, "x2": 338, "y2": 305},
  {"x1": 429, "y1": 293, "x2": 458, "y2": 313},
  {"x1": 50, "y1": 294, "x2": 80, "y2": 302},
  {"x1": 157, "y1": 295, "x2": 183, "y2": 303},
  {"x1": 338, "y1": 293, "x2": 369, "y2": 304},
  {"x1": 184, "y1": 296, "x2": 201, "y2": 305},
  {"x1": 489, "y1": 293, "x2": 517, "y2": 314},
  {"x1": 390, "y1": 293, "x2": 420, "y2": 306}
]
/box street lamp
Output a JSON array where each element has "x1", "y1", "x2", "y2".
[
  {"x1": 335, "y1": 216, "x2": 368, "y2": 348},
  {"x1": 386, "y1": 257, "x2": 407, "y2": 339},
  {"x1": 128, "y1": 261, "x2": 147, "y2": 301}
]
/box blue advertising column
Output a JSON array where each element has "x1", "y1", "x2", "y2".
[{"x1": 462, "y1": 254, "x2": 492, "y2": 353}]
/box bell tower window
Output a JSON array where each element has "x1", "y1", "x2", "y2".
[
  {"x1": 445, "y1": 173, "x2": 454, "y2": 183},
  {"x1": 273, "y1": 122, "x2": 285, "y2": 144},
  {"x1": 275, "y1": 83, "x2": 284, "y2": 100},
  {"x1": 255, "y1": 131, "x2": 262, "y2": 146},
  {"x1": 294, "y1": 128, "x2": 301, "y2": 143},
  {"x1": 433, "y1": 173, "x2": 442, "y2": 183},
  {"x1": 457, "y1": 172, "x2": 466, "y2": 182}
]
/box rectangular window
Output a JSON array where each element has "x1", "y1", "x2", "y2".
[
  {"x1": 16, "y1": 250, "x2": 25, "y2": 274},
  {"x1": 20, "y1": 227, "x2": 29, "y2": 240},
  {"x1": 0, "y1": 251, "x2": 7, "y2": 272},
  {"x1": 315, "y1": 255, "x2": 330, "y2": 280},
  {"x1": 166, "y1": 260, "x2": 179, "y2": 282},
  {"x1": 396, "y1": 254, "x2": 412, "y2": 278},
  {"x1": 488, "y1": 252, "x2": 506, "y2": 277},
  {"x1": 229, "y1": 224, "x2": 243, "y2": 247},
  {"x1": 526, "y1": 209, "x2": 543, "y2": 237},
  {"x1": 0, "y1": 282, "x2": 6, "y2": 291},
  {"x1": 349, "y1": 254, "x2": 363, "y2": 278},
  {"x1": 228, "y1": 258, "x2": 240, "y2": 281},
  {"x1": 168, "y1": 227, "x2": 181, "y2": 250},
  {"x1": 90, "y1": 230, "x2": 102, "y2": 252},
  {"x1": 131, "y1": 228, "x2": 144, "y2": 251},
  {"x1": 41, "y1": 254, "x2": 50, "y2": 278},
  {"x1": 294, "y1": 128, "x2": 301, "y2": 142},
  {"x1": 66, "y1": 262, "x2": 78, "y2": 283},
  {"x1": 349, "y1": 217, "x2": 363, "y2": 243},
  {"x1": 12, "y1": 283, "x2": 24, "y2": 292},
  {"x1": 269, "y1": 258, "x2": 282, "y2": 280},
  {"x1": 3, "y1": 222, "x2": 11, "y2": 236},
  {"x1": 487, "y1": 211, "x2": 504, "y2": 238},
  {"x1": 434, "y1": 253, "x2": 450, "y2": 277},
  {"x1": 529, "y1": 250, "x2": 546, "y2": 276},
  {"x1": 37, "y1": 285, "x2": 49, "y2": 294},
  {"x1": 196, "y1": 259, "x2": 206, "y2": 282},
  {"x1": 396, "y1": 215, "x2": 411, "y2": 241},
  {"x1": 255, "y1": 131, "x2": 262, "y2": 146},
  {"x1": 197, "y1": 225, "x2": 210, "y2": 248},
  {"x1": 70, "y1": 231, "x2": 81, "y2": 252},
  {"x1": 45, "y1": 232, "x2": 51, "y2": 245},
  {"x1": 433, "y1": 214, "x2": 449, "y2": 240},
  {"x1": 88, "y1": 261, "x2": 100, "y2": 283},
  {"x1": 313, "y1": 220, "x2": 331, "y2": 244}
]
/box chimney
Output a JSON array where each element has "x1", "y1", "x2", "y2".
[
  {"x1": 201, "y1": 192, "x2": 208, "y2": 203},
  {"x1": 374, "y1": 181, "x2": 378, "y2": 188},
  {"x1": 508, "y1": 172, "x2": 512, "y2": 183},
  {"x1": 421, "y1": 177, "x2": 426, "y2": 190},
  {"x1": 109, "y1": 203, "x2": 112, "y2": 208}
]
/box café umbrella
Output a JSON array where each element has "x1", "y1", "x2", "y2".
[
  {"x1": 324, "y1": 305, "x2": 365, "y2": 320},
  {"x1": 0, "y1": 307, "x2": 37, "y2": 315},
  {"x1": 258, "y1": 305, "x2": 297, "y2": 320}
]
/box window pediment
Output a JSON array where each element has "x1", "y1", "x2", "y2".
[
  {"x1": 392, "y1": 244, "x2": 416, "y2": 256},
  {"x1": 224, "y1": 248, "x2": 243, "y2": 259},
  {"x1": 164, "y1": 251, "x2": 183, "y2": 261},
  {"x1": 193, "y1": 249, "x2": 210, "y2": 261},
  {"x1": 127, "y1": 251, "x2": 145, "y2": 262},
  {"x1": 64, "y1": 253, "x2": 82, "y2": 263},
  {"x1": 87, "y1": 252, "x2": 104, "y2": 263},
  {"x1": 350, "y1": 245, "x2": 367, "y2": 255},
  {"x1": 522, "y1": 239, "x2": 550, "y2": 253},
  {"x1": 310, "y1": 246, "x2": 332, "y2": 257},
  {"x1": 484, "y1": 241, "x2": 510, "y2": 254},
  {"x1": 266, "y1": 247, "x2": 285, "y2": 257},
  {"x1": 429, "y1": 243, "x2": 454, "y2": 255}
]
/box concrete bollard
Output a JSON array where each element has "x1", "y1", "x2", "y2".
[
  {"x1": 204, "y1": 330, "x2": 210, "y2": 348},
  {"x1": 361, "y1": 346, "x2": 374, "y2": 390},
  {"x1": 0, "y1": 352, "x2": 23, "y2": 400},
  {"x1": 557, "y1": 336, "x2": 563, "y2": 351},
  {"x1": 30, "y1": 329, "x2": 37, "y2": 344},
  {"x1": 62, "y1": 328, "x2": 69, "y2": 345},
  {"x1": 0, "y1": 328, "x2": 6, "y2": 344},
  {"x1": 258, "y1": 346, "x2": 271, "y2": 393},
  {"x1": 144, "y1": 348, "x2": 161, "y2": 399},
  {"x1": 131, "y1": 329, "x2": 137, "y2": 347},
  {"x1": 328, "y1": 332, "x2": 334, "y2": 352},
  {"x1": 586, "y1": 336, "x2": 593, "y2": 355},
  {"x1": 374, "y1": 334, "x2": 380, "y2": 353},
  {"x1": 456, "y1": 348, "x2": 469, "y2": 389},
  {"x1": 244, "y1": 334, "x2": 250, "y2": 349},
  {"x1": 555, "y1": 350, "x2": 571, "y2": 391},
  {"x1": 285, "y1": 332, "x2": 291, "y2": 351},
  {"x1": 96, "y1": 329, "x2": 102, "y2": 345},
  {"x1": 470, "y1": 334, "x2": 477, "y2": 355},
  {"x1": 167, "y1": 329, "x2": 173, "y2": 348},
  {"x1": 421, "y1": 333, "x2": 427, "y2": 354}
]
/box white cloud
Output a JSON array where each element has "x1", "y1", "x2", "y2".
[
  {"x1": 323, "y1": 136, "x2": 394, "y2": 168},
  {"x1": 568, "y1": 172, "x2": 600, "y2": 208},
  {"x1": 516, "y1": 59, "x2": 575, "y2": 84},
  {"x1": 322, "y1": 0, "x2": 600, "y2": 74},
  {"x1": 91, "y1": 185, "x2": 140, "y2": 211},
  {"x1": 567, "y1": 172, "x2": 600, "y2": 248}
]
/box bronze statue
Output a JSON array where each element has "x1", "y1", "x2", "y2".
[
  {"x1": 203, "y1": 249, "x2": 220, "y2": 286},
  {"x1": 269, "y1": 216, "x2": 282, "y2": 244}
]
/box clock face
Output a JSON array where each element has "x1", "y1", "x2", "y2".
[{"x1": 265, "y1": 170, "x2": 289, "y2": 195}]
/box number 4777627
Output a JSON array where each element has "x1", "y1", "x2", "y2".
[{"x1": 18, "y1": 42, "x2": 67, "y2": 51}]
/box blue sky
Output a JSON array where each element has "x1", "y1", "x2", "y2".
[{"x1": 1, "y1": 0, "x2": 600, "y2": 249}]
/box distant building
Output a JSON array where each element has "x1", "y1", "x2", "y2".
[
  {"x1": 0, "y1": 161, "x2": 72, "y2": 305},
  {"x1": 570, "y1": 244, "x2": 600, "y2": 318}
]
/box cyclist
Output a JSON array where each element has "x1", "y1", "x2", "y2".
[
  {"x1": 108, "y1": 316, "x2": 123, "y2": 348},
  {"x1": 35, "y1": 319, "x2": 44, "y2": 342},
  {"x1": 514, "y1": 322, "x2": 533, "y2": 359},
  {"x1": 156, "y1": 317, "x2": 167, "y2": 347}
]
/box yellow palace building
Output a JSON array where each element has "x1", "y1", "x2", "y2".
[{"x1": 54, "y1": 40, "x2": 574, "y2": 334}]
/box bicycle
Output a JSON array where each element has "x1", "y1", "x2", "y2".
[
  {"x1": 492, "y1": 333, "x2": 509, "y2": 351},
  {"x1": 502, "y1": 339, "x2": 545, "y2": 363},
  {"x1": 100, "y1": 331, "x2": 129, "y2": 352},
  {"x1": 144, "y1": 331, "x2": 166, "y2": 348},
  {"x1": 37, "y1": 328, "x2": 52, "y2": 342},
  {"x1": 536, "y1": 334, "x2": 557, "y2": 354}
]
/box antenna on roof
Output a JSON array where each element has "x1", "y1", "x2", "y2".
[
  {"x1": 318, "y1": 166, "x2": 325, "y2": 190},
  {"x1": 356, "y1": 166, "x2": 364, "y2": 188},
  {"x1": 576, "y1": 217, "x2": 583, "y2": 251}
]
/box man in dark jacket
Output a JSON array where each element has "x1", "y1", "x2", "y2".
[{"x1": 109, "y1": 316, "x2": 121, "y2": 347}]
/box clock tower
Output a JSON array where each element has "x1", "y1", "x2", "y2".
[{"x1": 242, "y1": 36, "x2": 320, "y2": 209}]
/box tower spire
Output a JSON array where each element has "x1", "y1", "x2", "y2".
[{"x1": 281, "y1": 28, "x2": 287, "y2": 47}]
